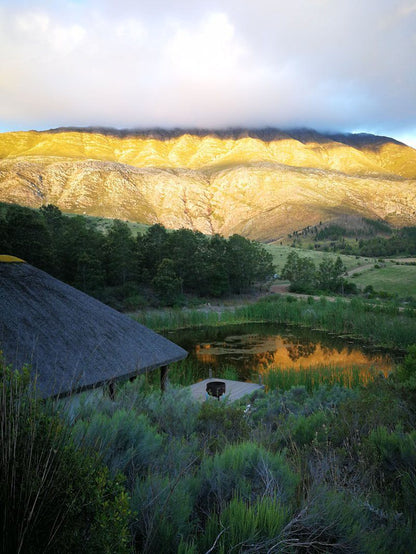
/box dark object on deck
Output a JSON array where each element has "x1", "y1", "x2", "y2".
[{"x1": 206, "y1": 380, "x2": 226, "y2": 400}]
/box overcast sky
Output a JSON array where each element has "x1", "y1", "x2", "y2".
[{"x1": 0, "y1": 0, "x2": 415, "y2": 146}]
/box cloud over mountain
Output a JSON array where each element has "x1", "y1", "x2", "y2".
[{"x1": 0, "y1": 0, "x2": 415, "y2": 144}]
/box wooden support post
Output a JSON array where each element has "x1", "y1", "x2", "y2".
[
  {"x1": 160, "y1": 365, "x2": 169, "y2": 393},
  {"x1": 108, "y1": 380, "x2": 115, "y2": 401}
]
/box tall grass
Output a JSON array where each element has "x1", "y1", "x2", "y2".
[
  {"x1": 152, "y1": 357, "x2": 380, "y2": 391},
  {"x1": 201, "y1": 496, "x2": 290, "y2": 554},
  {"x1": 263, "y1": 364, "x2": 388, "y2": 392},
  {"x1": 141, "y1": 358, "x2": 240, "y2": 387},
  {"x1": 135, "y1": 296, "x2": 416, "y2": 350}
]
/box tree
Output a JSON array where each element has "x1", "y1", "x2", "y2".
[
  {"x1": 316, "y1": 256, "x2": 346, "y2": 292},
  {"x1": 168, "y1": 228, "x2": 203, "y2": 291},
  {"x1": 3, "y1": 205, "x2": 54, "y2": 271},
  {"x1": 226, "y1": 234, "x2": 273, "y2": 293},
  {"x1": 56, "y1": 216, "x2": 105, "y2": 290},
  {"x1": 281, "y1": 251, "x2": 316, "y2": 293},
  {"x1": 39, "y1": 204, "x2": 64, "y2": 233},
  {"x1": 204, "y1": 234, "x2": 230, "y2": 297},
  {"x1": 104, "y1": 220, "x2": 135, "y2": 286},
  {"x1": 136, "y1": 224, "x2": 169, "y2": 282},
  {"x1": 152, "y1": 258, "x2": 183, "y2": 306}
]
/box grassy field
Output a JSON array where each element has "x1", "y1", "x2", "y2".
[
  {"x1": 349, "y1": 262, "x2": 416, "y2": 297},
  {"x1": 265, "y1": 244, "x2": 371, "y2": 274},
  {"x1": 72, "y1": 213, "x2": 149, "y2": 236},
  {"x1": 265, "y1": 244, "x2": 416, "y2": 298}
]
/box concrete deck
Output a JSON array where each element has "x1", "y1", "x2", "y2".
[{"x1": 188, "y1": 378, "x2": 264, "y2": 403}]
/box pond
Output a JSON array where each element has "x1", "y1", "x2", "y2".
[{"x1": 164, "y1": 322, "x2": 395, "y2": 383}]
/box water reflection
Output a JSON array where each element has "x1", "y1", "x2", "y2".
[{"x1": 166, "y1": 323, "x2": 394, "y2": 382}]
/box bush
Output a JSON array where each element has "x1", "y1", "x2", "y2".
[
  {"x1": 287, "y1": 411, "x2": 330, "y2": 447},
  {"x1": 394, "y1": 345, "x2": 416, "y2": 389},
  {"x1": 0, "y1": 362, "x2": 131, "y2": 554},
  {"x1": 201, "y1": 496, "x2": 289, "y2": 553},
  {"x1": 288, "y1": 488, "x2": 413, "y2": 554},
  {"x1": 197, "y1": 442, "x2": 298, "y2": 514},
  {"x1": 71, "y1": 408, "x2": 163, "y2": 485},
  {"x1": 130, "y1": 474, "x2": 198, "y2": 554},
  {"x1": 196, "y1": 401, "x2": 250, "y2": 453},
  {"x1": 365, "y1": 426, "x2": 416, "y2": 520}
]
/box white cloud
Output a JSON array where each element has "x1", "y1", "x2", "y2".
[
  {"x1": 0, "y1": 0, "x2": 415, "y2": 144},
  {"x1": 166, "y1": 13, "x2": 243, "y2": 77}
]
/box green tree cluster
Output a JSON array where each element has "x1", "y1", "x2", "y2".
[
  {"x1": 357, "y1": 227, "x2": 416, "y2": 257},
  {"x1": 281, "y1": 251, "x2": 346, "y2": 293},
  {"x1": 313, "y1": 224, "x2": 416, "y2": 257},
  {"x1": 0, "y1": 204, "x2": 274, "y2": 306}
]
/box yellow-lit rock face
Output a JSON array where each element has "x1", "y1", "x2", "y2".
[{"x1": 0, "y1": 129, "x2": 415, "y2": 240}]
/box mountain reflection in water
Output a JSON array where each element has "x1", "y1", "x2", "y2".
[{"x1": 166, "y1": 323, "x2": 394, "y2": 382}]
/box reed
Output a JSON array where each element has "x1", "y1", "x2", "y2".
[
  {"x1": 135, "y1": 296, "x2": 416, "y2": 350},
  {"x1": 263, "y1": 363, "x2": 386, "y2": 392}
]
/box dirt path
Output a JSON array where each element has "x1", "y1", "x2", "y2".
[{"x1": 345, "y1": 263, "x2": 375, "y2": 276}]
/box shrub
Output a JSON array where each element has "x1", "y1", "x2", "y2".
[
  {"x1": 196, "y1": 401, "x2": 250, "y2": 453},
  {"x1": 0, "y1": 362, "x2": 131, "y2": 554},
  {"x1": 71, "y1": 408, "x2": 163, "y2": 485},
  {"x1": 201, "y1": 496, "x2": 289, "y2": 553},
  {"x1": 365, "y1": 426, "x2": 416, "y2": 520},
  {"x1": 287, "y1": 411, "x2": 330, "y2": 447},
  {"x1": 287, "y1": 488, "x2": 412, "y2": 554},
  {"x1": 197, "y1": 442, "x2": 298, "y2": 514},
  {"x1": 130, "y1": 474, "x2": 197, "y2": 554},
  {"x1": 394, "y1": 345, "x2": 416, "y2": 389},
  {"x1": 139, "y1": 386, "x2": 200, "y2": 439}
]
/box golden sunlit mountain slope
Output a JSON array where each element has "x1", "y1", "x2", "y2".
[{"x1": 0, "y1": 128, "x2": 415, "y2": 241}]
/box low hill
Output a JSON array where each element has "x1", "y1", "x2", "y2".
[{"x1": 0, "y1": 128, "x2": 415, "y2": 241}]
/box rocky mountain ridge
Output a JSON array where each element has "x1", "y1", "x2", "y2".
[{"x1": 1, "y1": 128, "x2": 415, "y2": 241}]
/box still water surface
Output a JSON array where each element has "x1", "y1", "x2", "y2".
[{"x1": 165, "y1": 323, "x2": 395, "y2": 382}]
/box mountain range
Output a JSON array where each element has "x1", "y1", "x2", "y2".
[{"x1": 0, "y1": 127, "x2": 415, "y2": 241}]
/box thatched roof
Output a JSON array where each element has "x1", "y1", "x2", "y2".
[{"x1": 0, "y1": 259, "x2": 187, "y2": 398}]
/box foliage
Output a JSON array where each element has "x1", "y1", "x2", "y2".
[
  {"x1": 152, "y1": 258, "x2": 184, "y2": 305},
  {"x1": 60, "y1": 370, "x2": 416, "y2": 553},
  {"x1": 0, "y1": 203, "x2": 274, "y2": 306},
  {"x1": 104, "y1": 219, "x2": 136, "y2": 286},
  {"x1": 364, "y1": 426, "x2": 416, "y2": 523},
  {"x1": 263, "y1": 363, "x2": 382, "y2": 391},
  {"x1": 0, "y1": 205, "x2": 54, "y2": 271},
  {"x1": 357, "y1": 226, "x2": 416, "y2": 257},
  {"x1": 393, "y1": 345, "x2": 416, "y2": 389},
  {"x1": 137, "y1": 295, "x2": 416, "y2": 351},
  {"x1": 201, "y1": 496, "x2": 289, "y2": 553},
  {"x1": 281, "y1": 251, "x2": 317, "y2": 293},
  {"x1": 130, "y1": 473, "x2": 197, "y2": 554},
  {"x1": 196, "y1": 401, "x2": 251, "y2": 453},
  {"x1": 197, "y1": 442, "x2": 299, "y2": 513},
  {"x1": 118, "y1": 379, "x2": 200, "y2": 440},
  {"x1": 71, "y1": 408, "x2": 164, "y2": 485},
  {"x1": 286, "y1": 488, "x2": 411, "y2": 554},
  {"x1": 0, "y1": 360, "x2": 131, "y2": 554},
  {"x1": 316, "y1": 255, "x2": 346, "y2": 292},
  {"x1": 281, "y1": 251, "x2": 346, "y2": 294}
]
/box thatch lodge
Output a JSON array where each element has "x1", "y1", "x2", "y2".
[{"x1": 0, "y1": 256, "x2": 187, "y2": 398}]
